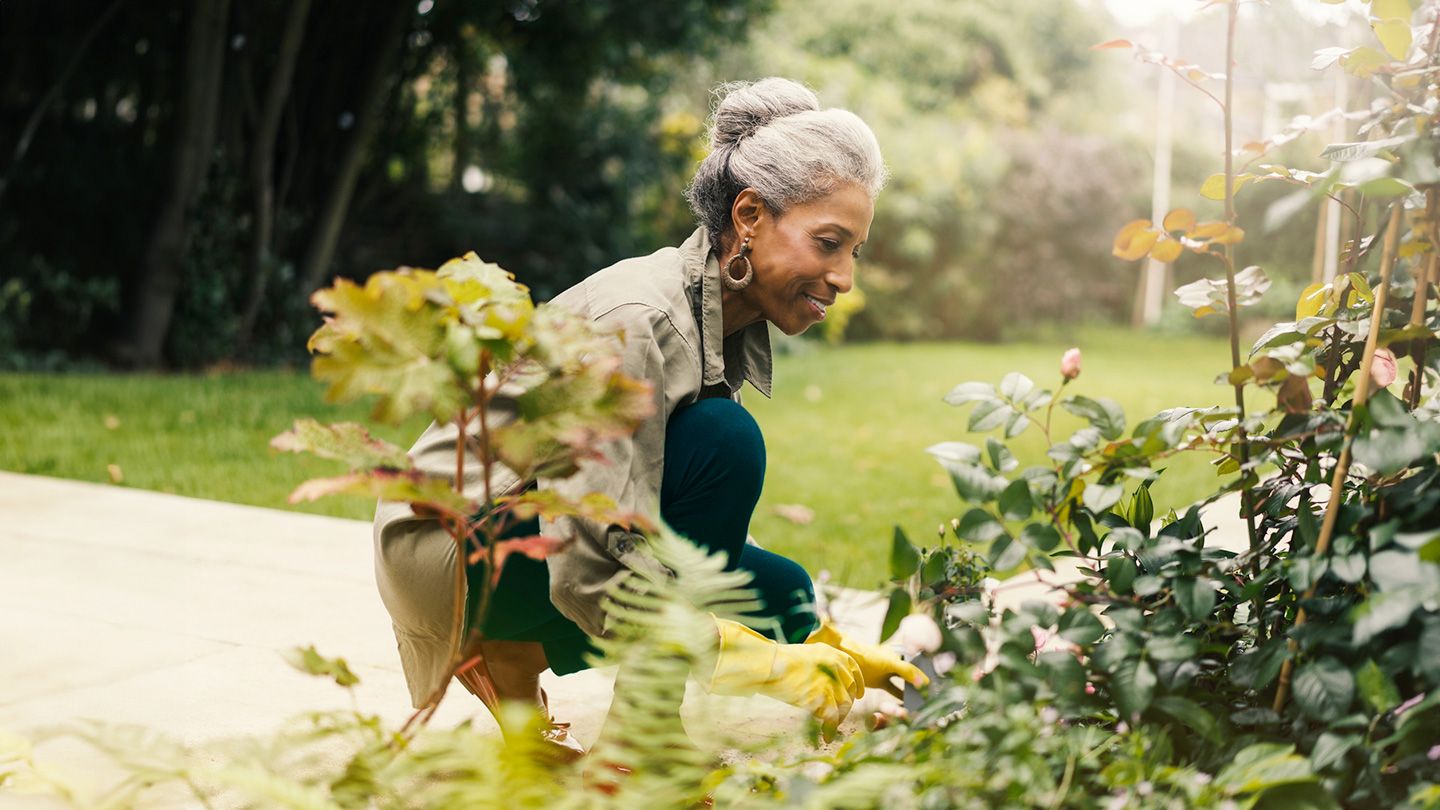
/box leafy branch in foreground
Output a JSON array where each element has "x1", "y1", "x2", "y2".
[{"x1": 271, "y1": 252, "x2": 656, "y2": 734}]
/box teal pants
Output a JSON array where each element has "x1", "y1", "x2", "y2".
[{"x1": 471, "y1": 397, "x2": 818, "y2": 675}]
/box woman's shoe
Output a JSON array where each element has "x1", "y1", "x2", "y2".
[{"x1": 455, "y1": 641, "x2": 585, "y2": 762}]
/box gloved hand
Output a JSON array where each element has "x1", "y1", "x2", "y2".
[
  {"x1": 705, "y1": 616, "x2": 865, "y2": 731},
  {"x1": 806, "y1": 620, "x2": 929, "y2": 699}
]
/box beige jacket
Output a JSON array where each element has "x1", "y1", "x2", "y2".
[{"x1": 372, "y1": 226, "x2": 773, "y2": 707}]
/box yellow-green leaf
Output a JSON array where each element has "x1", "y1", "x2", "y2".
[
  {"x1": 1200, "y1": 173, "x2": 1253, "y2": 201},
  {"x1": 1343, "y1": 46, "x2": 1390, "y2": 77},
  {"x1": 1371, "y1": 0, "x2": 1412, "y2": 21},
  {"x1": 1373, "y1": 18, "x2": 1412, "y2": 60},
  {"x1": 1163, "y1": 208, "x2": 1197, "y2": 233},
  {"x1": 1113, "y1": 220, "x2": 1158, "y2": 261},
  {"x1": 1150, "y1": 237, "x2": 1184, "y2": 263},
  {"x1": 1296, "y1": 282, "x2": 1329, "y2": 320}
]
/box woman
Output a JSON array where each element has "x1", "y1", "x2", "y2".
[{"x1": 373, "y1": 77, "x2": 925, "y2": 756}]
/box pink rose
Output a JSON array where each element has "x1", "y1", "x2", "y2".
[
  {"x1": 1061, "y1": 347, "x2": 1082, "y2": 380},
  {"x1": 1370, "y1": 348, "x2": 1398, "y2": 389}
]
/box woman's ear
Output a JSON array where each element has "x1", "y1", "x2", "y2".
[{"x1": 730, "y1": 188, "x2": 767, "y2": 239}]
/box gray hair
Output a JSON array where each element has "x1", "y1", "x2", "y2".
[{"x1": 685, "y1": 77, "x2": 887, "y2": 250}]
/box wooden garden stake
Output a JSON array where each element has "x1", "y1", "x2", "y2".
[{"x1": 1273, "y1": 203, "x2": 1404, "y2": 713}]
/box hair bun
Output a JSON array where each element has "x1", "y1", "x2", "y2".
[{"x1": 710, "y1": 77, "x2": 821, "y2": 147}]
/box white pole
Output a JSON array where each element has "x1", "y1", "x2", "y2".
[
  {"x1": 1322, "y1": 30, "x2": 1349, "y2": 282},
  {"x1": 1143, "y1": 13, "x2": 1180, "y2": 326}
]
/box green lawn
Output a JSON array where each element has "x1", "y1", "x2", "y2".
[{"x1": 0, "y1": 329, "x2": 1252, "y2": 588}]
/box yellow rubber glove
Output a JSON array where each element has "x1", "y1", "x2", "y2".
[
  {"x1": 806, "y1": 620, "x2": 929, "y2": 699},
  {"x1": 705, "y1": 616, "x2": 865, "y2": 731}
]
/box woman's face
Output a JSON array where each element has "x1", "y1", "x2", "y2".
[{"x1": 729, "y1": 182, "x2": 874, "y2": 336}]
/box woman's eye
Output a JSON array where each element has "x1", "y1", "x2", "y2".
[{"x1": 816, "y1": 237, "x2": 840, "y2": 252}]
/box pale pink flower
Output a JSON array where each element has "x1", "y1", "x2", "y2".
[
  {"x1": 1061, "y1": 347, "x2": 1082, "y2": 380},
  {"x1": 1371, "y1": 348, "x2": 1398, "y2": 389},
  {"x1": 932, "y1": 651, "x2": 957, "y2": 676},
  {"x1": 1396, "y1": 693, "x2": 1426, "y2": 716},
  {"x1": 894, "y1": 613, "x2": 943, "y2": 656}
]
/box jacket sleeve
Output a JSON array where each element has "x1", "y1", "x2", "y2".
[{"x1": 540, "y1": 302, "x2": 698, "y2": 637}]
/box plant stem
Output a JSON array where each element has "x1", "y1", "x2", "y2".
[
  {"x1": 1219, "y1": 0, "x2": 1265, "y2": 640},
  {"x1": 1410, "y1": 189, "x2": 1439, "y2": 409},
  {"x1": 1273, "y1": 203, "x2": 1403, "y2": 713}
]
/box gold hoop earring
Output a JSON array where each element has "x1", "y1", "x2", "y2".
[{"x1": 722, "y1": 236, "x2": 754, "y2": 291}]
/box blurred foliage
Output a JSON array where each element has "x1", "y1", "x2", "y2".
[
  {"x1": 0, "y1": 0, "x2": 763, "y2": 368},
  {"x1": 696, "y1": 0, "x2": 1152, "y2": 341}
]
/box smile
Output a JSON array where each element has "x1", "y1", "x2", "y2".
[{"x1": 803, "y1": 292, "x2": 830, "y2": 320}]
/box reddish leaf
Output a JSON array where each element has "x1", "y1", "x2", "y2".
[{"x1": 488, "y1": 535, "x2": 570, "y2": 584}]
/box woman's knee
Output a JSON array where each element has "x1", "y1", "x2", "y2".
[
  {"x1": 664, "y1": 398, "x2": 766, "y2": 495},
  {"x1": 665, "y1": 394, "x2": 766, "y2": 475}
]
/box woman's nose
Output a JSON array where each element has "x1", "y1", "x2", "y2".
[{"x1": 826, "y1": 261, "x2": 854, "y2": 295}]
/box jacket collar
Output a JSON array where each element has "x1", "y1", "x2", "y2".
[{"x1": 680, "y1": 226, "x2": 773, "y2": 398}]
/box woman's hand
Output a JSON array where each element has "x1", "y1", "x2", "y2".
[
  {"x1": 806, "y1": 620, "x2": 929, "y2": 699},
  {"x1": 705, "y1": 616, "x2": 865, "y2": 733}
]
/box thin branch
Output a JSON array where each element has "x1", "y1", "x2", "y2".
[{"x1": 1274, "y1": 203, "x2": 1403, "y2": 713}]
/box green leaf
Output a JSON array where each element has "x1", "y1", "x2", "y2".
[
  {"x1": 288, "y1": 469, "x2": 475, "y2": 516},
  {"x1": 1370, "y1": 549, "x2": 1426, "y2": 590},
  {"x1": 945, "y1": 462, "x2": 1008, "y2": 503},
  {"x1": 1107, "y1": 556, "x2": 1138, "y2": 594},
  {"x1": 1083, "y1": 482, "x2": 1123, "y2": 513},
  {"x1": 1058, "y1": 608, "x2": 1106, "y2": 646},
  {"x1": 1356, "y1": 175, "x2": 1414, "y2": 198},
  {"x1": 957, "y1": 508, "x2": 1005, "y2": 543},
  {"x1": 1352, "y1": 588, "x2": 1423, "y2": 643},
  {"x1": 1420, "y1": 617, "x2": 1440, "y2": 680},
  {"x1": 1110, "y1": 658, "x2": 1157, "y2": 720},
  {"x1": 1021, "y1": 522, "x2": 1061, "y2": 553},
  {"x1": 926, "y1": 441, "x2": 982, "y2": 465},
  {"x1": 1003, "y1": 409, "x2": 1031, "y2": 439},
  {"x1": 943, "y1": 381, "x2": 996, "y2": 405},
  {"x1": 284, "y1": 645, "x2": 361, "y2": 688},
  {"x1": 1251, "y1": 783, "x2": 1340, "y2": 810},
  {"x1": 988, "y1": 534, "x2": 1026, "y2": 571},
  {"x1": 1232, "y1": 639, "x2": 1289, "y2": 690},
  {"x1": 1174, "y1": 576, "x2": 1218, "y2": 622},
  {"x1": 1330, "y1": 552, "x2": 1366, "y2": 583},
  {"x1": 890, "y1": 526, "x2": 920, "y2": 581},
  {"x1": 985, "y1": 436, "x2": 1019, "y2": 473},
  {"x1": 270, "y1": 419, "x2": 411, "y2": 470},
  {"x1": 880, "y1": 589, "x2": 911, "y2": 642},
  {"x1": 999, "y1": 371, "x2": 1035, "y2": 402},
  {"x1": 309, "y1": 272, "x2": 472, "y2": 424},
  {"x1": 1355, "y1": 659, "x2": 1400, "y2": 713},
  {"x1": 1292, "y1": 657, "x2": 1356, "y2": 719},
  {"x1": 1321, "y1": 135, "x2": 1411, "y2": 162},
  {"x1": 968, "y1": 399, "x2": 1014, "y2": 432},
  {"x1": 1153, "y1": 695, "x2": 1221, "y2": 743},
  {"x1": 1148, "y1": 633, "x2": 1199, "y2": 661},
  {"x1": 998, "y1": 479, "x2": 1033, "y2": 520},
  {"x1": 1061, "y1": 395, "x2": 1127, "y2": 440},
  {"x1": 1215, "y1": 743, "x2": 1315, "y2": 793},
  {"x1": 1310, "y1": 731, "x2": 1359, "y2": 772}
]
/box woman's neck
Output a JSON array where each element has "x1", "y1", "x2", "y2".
[{"x1": 720, "y1": 284, "x2": 762, "y2": 337}]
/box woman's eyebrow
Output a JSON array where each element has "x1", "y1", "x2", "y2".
[{"x1": 821, "y1": 223, "x2": 855, "y2": 239}]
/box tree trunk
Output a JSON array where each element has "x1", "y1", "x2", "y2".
[
  {"x1": 450, "y1": 30, "x2": 472, "y2": 193},
  {"x1": 113, "y1": 0, "x2": 232, "y2": 368},
  {"x1": 235, "y1": 0, "x2": 312, "y2": 353},
  {"x1": 298, "y1": 1, "x2": 412, "y2": 294}
]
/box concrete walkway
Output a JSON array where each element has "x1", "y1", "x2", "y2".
[
  {"x1": 0, "y1": 471, "x2": 1247, "y2": 806},
  {"x1": 0, "y1": 472, "x2": 891, "y2": 805}
]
